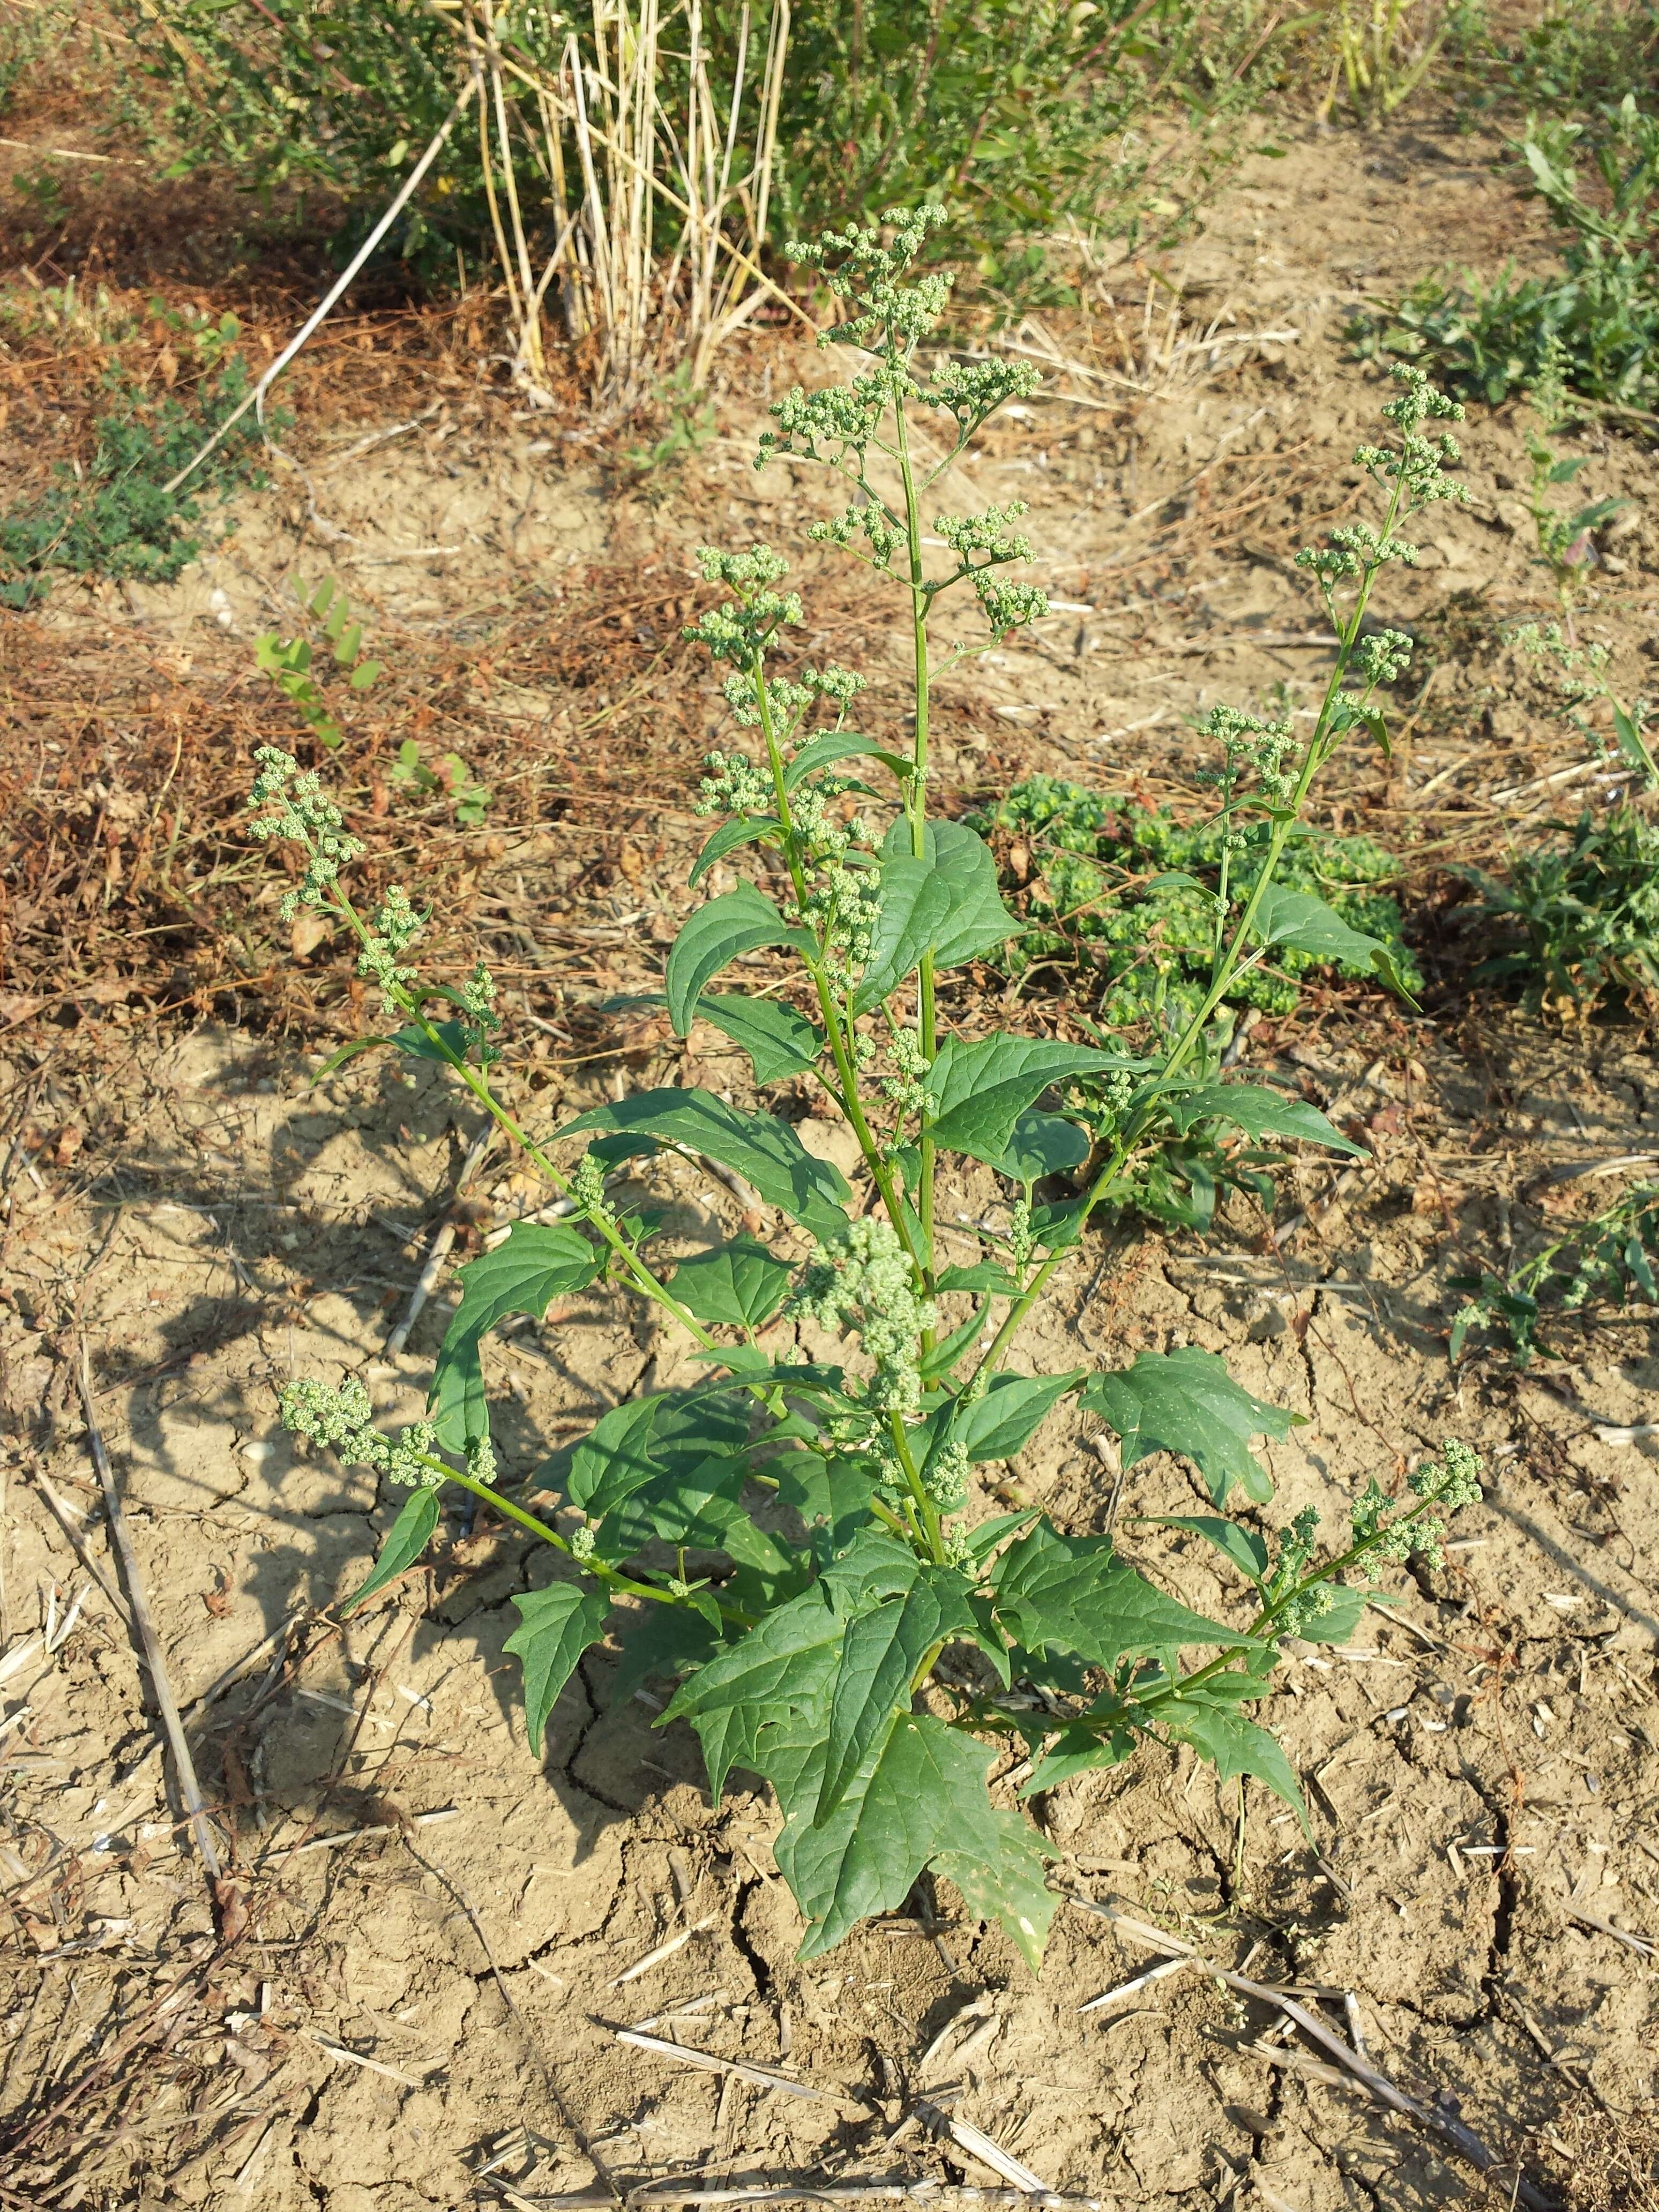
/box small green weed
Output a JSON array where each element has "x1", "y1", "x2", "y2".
[
  {"x1": 0, "y1": 350, "x2": 273, "y2": 605},
  {"x1": 1461, "y1": 800, "x2": 1659, "y2": 1019},
  {"x1": 1486, "y1": 0, "x2": 1659, "y2": 115},
  {"x1": 389, "y1": 741, "x2": 492, "y2": 827},
  {"x1": 255, "y1": 579, "x2": 384, "y2": 753},
  {"x1": 1356, "y1": 93, "x2": 1659, "y2": 409},
  {"x1": 969, "y1": 775, "x2": 1420, "y2": 1026},
  {"x1": 624, "y1": 364, "x2": 719, "y2": 482},
  {"x1": 1520, "y1": 355, "x2": 1628, "y2": 620},
  {"x1": 1450, "y1": 1179, "x2": 1659, "y2": 1363}
]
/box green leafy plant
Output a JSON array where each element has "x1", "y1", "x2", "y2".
[
  {"x1": 248, "y1": 211, "x2": 1481, "y2": 1966},
  {"x1": 1484, "y1": 0, "x2": 1659, "y2": 116},
  {"x1": 1520, "y1": 352, "x2": 1628, "y2": 623},
  {"x1": 1461, "y1": 799, "x2": 1659, "y2": 1019},
  {"x1": 624, "y1": 363, "x2": 719, "y2": 480},
  {"x1": 0, "y1": 351, "x2": 273, "y2": 606},
  {"x1": 255, "y1": 579, "x2": 384, "y2": 752},
  {"x1": 968, "y1": 775, "x2": 1419, "y2": 1024},
  {"x1": 1450, "y1": 1179, "x2": 1659, "y2": 1363},
  {"x1": 389, "y1": 741, "x2": 492, "y2": 827},
  {"x1": 1356, "y1": 93, "x2": 1659, "y2": 409}
]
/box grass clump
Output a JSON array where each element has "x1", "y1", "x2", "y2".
[
  {"x1": 969, "y1": 775, "x2": 1420, "y2": 1026},
  {"x1": 1357, "y1": 93, "x2": 1659, "y2": 409}
]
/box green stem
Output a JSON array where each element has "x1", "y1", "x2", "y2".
[
  {"x1": 421, "y1": 1455, "x2": 758, "y2": 1627},
  {"x1": 888, "y1": 1408, "x2": 944, "y2": 1564},
  {"x1": 893, "y1": 395, "x2": 939, "y2": 1286}
]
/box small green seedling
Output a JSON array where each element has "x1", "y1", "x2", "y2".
[
  {"x1": 255, "y1": 577, "x2": 383, "y2": 751},
  {"x1": 388, "y1": 741, "x2": 492, "y2": 826},
  {"x1": 1451, "y1": 1180, "x2": 1659, "y2": 1364},
  {"x1": 246, "y1": 211, "x2": 1481, "y2": 1968}
]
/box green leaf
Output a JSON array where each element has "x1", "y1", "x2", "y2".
[
  {"x1": 925, "y1": 1035, "x2": 1122, "y2": 1164},
  {"x1": 1249, "y1": 883, "x2": 1417, "y2": 1003},
  {"x1": 689, "y1": 816, "x2": 780, "y2": 887},
  {"x1": 854, "y1": 857, "x2": 955, "y2": 1012},
  {"x1": 661, "y1": 1581, "x2": 845, "y2": 1801},
  {"x1": 1021, "y1": 1721, "x2": 1137, "y2": 1795},
  {"x1": 962, "y1": 1508, "x2": 1042, "y2": 1565},
  {"x1": 670, "y1": 1236, "x2": 795, "y2": 1330},
  {"x1": 917, "y1": 1303, "x2": 991, "y2": 1382},
  {"x1": 983, "y1": 1108, "x2": 1090, "y2": 1183},
  {"x1": 566, "y1": 1388, "x2": 751, "y2": 1521},
  {"x1": 665, "y1": 884, "x2": 812, "y2": 1035},
  {"x1": 785, "y1": 732, "x2": 908, "y2": 788},
  {"x1": 560, "y1": 1090, "x2": 851, "y2": 1243},
  {"x1": 504, "y1": 1582, "x2": 610, "y2": 1755},
  {"x1": 1139, "y1": 1515, "x2": 1269, "y2": 1584},
  {"x1": 340, "y1": 1485, "x2": 439, "y2": 1615},
  {"x1": 430, "y1": 1222, "x2": 603, "y2": 1450},
  {"x1": 1080, "y1": 1347, "x2": 1300, "y2": 1507},
  {"x1": 390, "y1": 1018, "x2": 469, "y2": 1065},
  {"x1": 1612, "y1": 703, "x2": 1658, "y2": 782},
  {"x1": 771, "y1": 1710, "x2": 1054, "y2": 1964},
  {"x1": 933, "y1": 1819, "x2": 1060, "y2": 1974},
  {"x1": 935, "y1": 1261, "x2": 1020, "y2": 1295},
  {"x1": 882, "y1": 819, "x2": 1019, "y2": 969},
  {"x1": 992, "y1": 1522, "x2": 1251, "y2": 1669},
  {"x1": 1300, "y1": 1582, "x2": 1375, "y2": 1645},
  {"x1": 774, "y1": 1455, "x2": 875, "y2": 1567},
  {"x1": 698, "y1": 995, "x2": 824, "y2": 1083},
  {"x1": 1164, "y1": 1082, "x2": 1364, "y2": 1157},
  {"x1": 1163, "y1": 1703, "x2": 1308, "y2": 1834},
  {"x1": 814, "y1": 1563, "x2": 976, "y2": 1826},
  {"x1": 607, "y1": 1606, "x2": 722, "y2": 1712},
  {"x1": 944, "y1": 1370, "x2": 1085, "y2": 1463}
]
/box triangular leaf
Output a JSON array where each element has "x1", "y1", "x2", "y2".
[
  {"x1": 1080, "y1": 1348, "x2": 1299, "y2": 1506},
  {"x1": 661, "y1": 1581, "x2": 845, "y2": 1801},
  {"x1": 785, "y1": 732, "x2": 908, "y2": 788},
  {"x1": 934, "y1": 1815, "x2": 1059, "y2": 1973},
  {"x1": 992, "y1": 1522, "x2": 1252, "y2": 1669},
  {"x1": 608, "y1": 1605, "x2": 722, "y2": 1712},
  {"x1": 670, "y1": 1236, "x2": 796, "y2": 1330},
  {"x1": 559, "y1": 1090, "x2": 851, "y2": 1243},
  {"x1": 698, "y1": 995, "x2": 824, "y2": 1083},
  {"x1": 504, "y1": 1581, "x2": 610, "y2": 1754},
  {"x1": 925, "y1": 1035, "x2": 1121, "y2": 1163},
  {"x1": 430, "y1": 1222, "x2": 603, "y2": 1451},
  {"x1": 665, "y1": 884, "x2": 812, "y2": 1035},
  {"x1": 1162, "y1": 1702, "x2": 1308, "y2": 1834},
  {"x1": 1164, "y1": 1082, "x2": 1365, "y2": 1157},
  {"x1": 881, "y1": 819, "x2": 1019, "y2": 969},
  {"x1": 815, "y1": 1564, "x2": 976, "y2": 1826},
  {"x1": 689, "y1": 815, "x2": 780, "y2": 887},
  {"x1": 1139, "y1": 1515, "x2": 1269, "y2": 1583},
  {"x1": 340, "y1": 1485, "x2": 439, "y2": 1615},
  {"x1": 942, "y1": 1370, "x2": 1085, "y2": 1463},
  {"x1": 982, "y1": 1108, "x2": 1090, "y2": 1183},
  {"x1": 854, "y1": 857, "x2": 955, "y2": 1012}
]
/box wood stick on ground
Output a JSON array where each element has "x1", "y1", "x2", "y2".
[
  {"x1": 76, "y1": 1340, "x2": 225, "y2": 1893},
  {"x1": 615, "y1": 2028, "x2": 830, "y2": 2103},
  {"x1": 623, "y1": 2189, "x2": 1104, "y2": 2209},
  {"x1": 386, "y1": 1126, "x2": 494, "y2": 1355},
  {"x1": 1068, "y1": 1895, "x2": 1555, "y2": 2212},
  {"x1": 913, "y1": 2101, "x2": 1056, "y2": 2195}
]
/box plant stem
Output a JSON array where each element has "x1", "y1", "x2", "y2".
[
  {"x1": 893, "y1": 392, "x2": 939, "y2": 1287},
  {"x1": 419, "y1": 1455, "x2": 758, "y2": 1626}
]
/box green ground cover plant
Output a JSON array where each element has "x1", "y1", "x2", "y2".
[
  {"x1": 968, "y1": 775, "x2": 1419, "y2": 1023},
  {"x1": 1358, "y1": 92, "x2": 1659, "y2": 409},
  {"x1": 246, "y1": 211, "x2": 1480, "y2": 1965},
  {"x1": 1462, "y1": 798, "x2": 1659, "y2": 1019},
  {"x1": 0, "y1": 342, "x2": 271, "y2": 606},
  {"x1": 1451, "y1": 1178, "x2": 1659, "y2": 1363}
]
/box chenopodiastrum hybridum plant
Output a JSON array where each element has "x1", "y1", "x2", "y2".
[{"x1": 253, "y1": 209, "x2": 1481, "y2": 1967}]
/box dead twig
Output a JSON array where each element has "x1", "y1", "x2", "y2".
[{"x1": 76, "y1": 1340, "x2": 227, "y2": 1905}]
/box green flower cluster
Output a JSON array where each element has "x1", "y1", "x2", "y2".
[
  {"x1": 279, "y1": 1376, "x2": 441, "y2": 1488},
  {"x1": 246, "y1": 745, "x2": 364, "y2": 920},
  {"x1": 796, "y1": 1215, "x2": 936, "y2": 1418}
]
